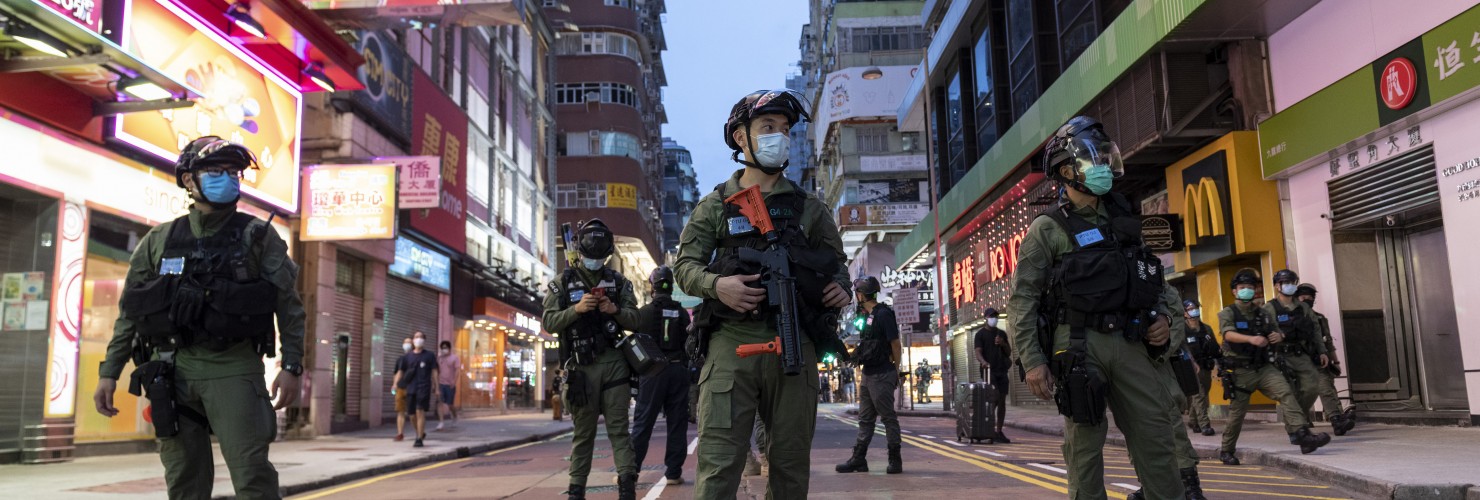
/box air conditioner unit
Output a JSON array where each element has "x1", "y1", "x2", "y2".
[{"x1": 588, "y1": 130, "x2": 601, "y2": 139}]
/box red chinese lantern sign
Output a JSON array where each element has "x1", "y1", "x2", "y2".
[
  {"x1": 1380, "y1": 57, "x2": 1417, "y2": 110},
  {"x1": 951, "y1": 256, "x2": 976, "y2": 310}
]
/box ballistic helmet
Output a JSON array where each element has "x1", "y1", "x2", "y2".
[
  {"x1": 853, "y1": 276, "x2": 880, "y2": 296},
  {"x1": 649, "y1": 266, "x2": 674, "y2": 293},
  {"x1": 1273, "y1": 269, "x2": 1300, "y2": 285},
  {"x1": 1229, "y1": 269, "x2": 1260, "y2": 289},
  {"x1": 1296, "y1": 283, "x2": 1319, "y2": 298},
  {"x1": 1040, "y1": 116, "x2": 1123, "y2": 194},
  {"x1": 175, "y1": 136, "x2": 257, "y2": 188},
  {"x1": 576, "y1": 219, "x2": 614, "y2": 260}
]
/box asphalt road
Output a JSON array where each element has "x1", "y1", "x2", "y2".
[{"x1": 289, "y1": 404, "x2": 1361, "y2": 499}]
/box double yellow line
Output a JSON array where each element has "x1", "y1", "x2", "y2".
[
  {"x1": 826, "y1": 415, "x2": 1107, "y2": 498},
  {"x1": 292, "y1": 432, "x2": 573, "y2": 500}
]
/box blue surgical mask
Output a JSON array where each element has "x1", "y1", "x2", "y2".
[
  {"x1": 198, "y1": 171, "x2": 241, "y2": 204},
  {"x1": 581, "y1": 257, "x2": 604, "y2": 271},
  {"x1": 751, "y1": 132, "x2": 790, "y2": 171},
  {"x1": 1187, "y1": 308, "x2": 1201, "y2": 318},
  {"x1": 1081, "y1": 164, "x2": 1114, "y2": 195},
  {"x1": 1279, "y1": 284, "x2": 1299, "y2": 296},
  {"x1": 986, "y1": 318, "x2": 999, "y2": 328},
  {"x1": 1235, "y1": 288, "x2": 1256, "y2": 302}
]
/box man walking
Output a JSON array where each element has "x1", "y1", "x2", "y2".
[
  {"x1": 973, "y1": 308, "x2": 1012, "y2": 443},
  {"x1": 1295, "y1": 283, "x2": 1356, "y2": 435},
  {"x1": 836, "y1": 276, "x2": 903, "y2": 475},
  {"x1": 393, "y1": 331, "x2": 439, "y2": 448},
  {"x1": 436, "y1": 340, "x2": 462, "y2": 431},
  {"x1": 630, "y1": 266, "x2": 692, "y2": 486}
]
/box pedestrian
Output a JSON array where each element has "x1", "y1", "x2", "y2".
[
  {"x1": 1180, "y1": 299, "x2": 1219, "y2": 436},
  {"x1": 393, "y1": 331, "x2": 439, "y2": 448},
  {"x1": 1295, "y1": 283, "x2": 1356, "y2": 435},
  {"x1": 820, "y1": 372, "x2": 833, "y2": 403},
  {"x1": 93, "y1": 136, "x2": 305, "y2": 500},
  {"x1": 836, "y1": 276, "x2": 904, "y2": 475},
  {"x1": 745, "y1": 419, "x2": 770, "y2": 477},
  {"x1": 543, "y1": 219, "x2": 641, "y2": 500},
  {"x1": 1218, "y1": 269, "x2": 1331, "y2": 465},
  {"x1": 630, "y1": 266, "x2": 693, "y2": 486},
  {"x1": 394, "y1": 339, "x2": 412, "y2": 440},
  {"x1": 914, "y1": 359, "x2": 934, "y2": 404},
  {"x1": 674, "y1": 89, "x2": 852, "y2": 500},
  {"x1": 972, "y1": 307, "x2": 1012, "y2": 443},
  {"x1": 839, "y1": 363, "x2": 855, "y2": 404},
  {"x1": 1007, "y1": 116, "x2": 1185, "y2": 500},
  {"x1": 1265, "y1": 269, "x2": 1329, "y2": 428},
  {"x1": 435, "y1": 340, "x2": 462, "y2": 431}
]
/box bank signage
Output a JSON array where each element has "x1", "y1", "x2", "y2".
[
  {"x1": 390, "y1": 236, "x2": 451, "y2": 291},
  {"x1": 351, "y1": 30, "x2": 413, "y2": 141},
  {"x1": 407, "y1": 69, "x2": 468, "y2": 252}
]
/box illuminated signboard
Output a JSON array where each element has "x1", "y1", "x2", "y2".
[
  {"x1": 947, "y1": 177, "x2": 1055, "y2": 326},
  {"x1": 389, "y1": 236, "x2": 451, "y2": 291},
  {"x1": 115, "y1": 0, "x2": 303, "y2": 213},
  {"x1": 950, "y1": 256, "x2": 975, "y2": 311},
  {"x1": 302, "y1": 164, "x2": 397, "y2": 241},
  {"x1": 38, "y1": 0, "x2": 103, "y2": 32}
]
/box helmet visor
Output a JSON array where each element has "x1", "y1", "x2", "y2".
[
  {"x1": 752, "y1": 89, "x2": 812, "y2": 123},
  {"x1": 1066, "y1": 136, "x2": 1124, "y2": 178},
  {"x1": 191, "y1": 139, "x2": 257, "y2": 171},
  {"x1": 577, "y1": 229, "x2": 613, "y2": 259}
]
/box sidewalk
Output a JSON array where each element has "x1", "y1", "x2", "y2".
[
  {"x1": 0, "y1": 411, "x2": 573, "y2": 500},
  {"x1": 995, "y1": 404, "x2": 1480, "y2": 500}
]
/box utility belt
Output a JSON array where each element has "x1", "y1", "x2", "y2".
[
  {"x1": 1059, "y1": 308, "x2": 1162, "y2": 345},
  {"x1": 1275, "y1": 344, "x2": 1309, "y2": 357},
  {"x1": 1219, "y1": 356, "x2": 1262, "y2": 370}
]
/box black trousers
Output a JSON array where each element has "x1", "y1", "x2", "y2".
[{"x1": 631, "y1": 362, "x2": 691, "y2": 479}]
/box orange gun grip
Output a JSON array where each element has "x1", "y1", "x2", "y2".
[{"x1": 735, "y1": 337, "x2": 782, "y2": 358}]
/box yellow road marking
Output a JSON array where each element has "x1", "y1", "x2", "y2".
[
  {"x1": 1201, "y1": 488, "x2": 1353, "y2": 500},
  {"x1": 1106, "y1": 475, "x2": 1328, "y2": 489},
  {"x1": 1103, "y1": 465, "x2": 1290, "y2": 479},
  {"x1": 292, "y1": 433, "x2": 570, "y2": 500}
]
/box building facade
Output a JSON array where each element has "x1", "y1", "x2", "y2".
[{"x1": 660, "y1": 138, "x2": 698, "y2": 260}]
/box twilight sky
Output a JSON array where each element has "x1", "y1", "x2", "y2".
[{"x1": 660, "y1": 0, "x2": 810, "y2": 190}]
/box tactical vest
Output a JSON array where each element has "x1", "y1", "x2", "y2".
[
  {"x1": 1041, "y1": 194, "x2": 1164, "y2": 334},
  {"x1": 699, "y1": 180, "x2": 834, "y2": 323},
  {"x1": 1223, "y1": 305, "x2": 1268, "y2": 362},
  {"x1": 1269, "y1": 300, "x2": 1316, "y2": 354},
  {"x1": 640, "y1": 296, "x2": 688, "y2": 358},
  {"x1": 119, "y1": 213, "x2": 278, "y2": 351},
  {"x1": 557, "y1": 267, "x2": 626, "y2": 365}
]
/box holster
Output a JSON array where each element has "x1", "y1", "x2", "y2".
[
  {"x1": 128, "y1": 360, "x2": 181, "y2": 438},
  {"x1": 1219, "y1": 368, "x2": 1240, "y2": 402},
  {"x1": 563, "y1": 368, "x2": 588, "y2": 408},
  {"x1": 1051, "y1": 347, "x2": 1106, "y2": 426}
]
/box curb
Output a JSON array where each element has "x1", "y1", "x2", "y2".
[{"x1": 218, "y1": 426, "x2": 574, "y2": 500}]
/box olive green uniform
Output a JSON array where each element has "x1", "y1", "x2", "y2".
[
  {"x1": 674, "y1": 171, "x2": 849, "y2": 500},
  {"x1": 1007, "y1": 201, "x2": 1184, "y2": 500},
  {"x1": 100, "y1": 208, "x2": 305, "y2": 500},
  {"x1": 1217, "y1": 303, "x2": 1311, "y2": 454},
  {"x1": 1313, "y1": 311, "x2": 1345, "y2": 420},
  {"x1": 1262, "y1": 299, "x2": 1326, "y2": 419},
  {"x1": 542, "y1": 267, "x2": 641, "y2": 488}
]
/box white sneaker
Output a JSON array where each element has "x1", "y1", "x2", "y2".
[
  {"x1": 435, "y1": 422, "x2": 444, "y2": 431},
  {"x1": 666, "y1": 477, "x2": 683, "y2": 485}
]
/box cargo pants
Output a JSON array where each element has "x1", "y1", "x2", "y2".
[
  {"x1": 1281, "y1": 354, "x2": 1324, "y2": 422},
  {"x1": 160, "y1": 374, "x2": 279, "y2": 500},
  {"x1": 1185, "y1": 368, "x2": 1213, "y2": 430},
  {"x1": 694, "y1": 335, "x2": 818, "y2": 500},
  {"x1": 566, "y1": 349, "x2": 637, "y2": 487},
  {"x1": 854, "y1": 370, "x2": 902, "y2": 453},
  {"x1": 1221, "y1": 363, "x2": 1310, "y2": 453},
  {"x1": 1061, "y1": 332, "x2": 1183, "y2": 500},
  {"x1": 631, "y1": 361, "x2": 690, "y2": 479},
  {"x1": 1317, "y1": 370, "x2": 1343, "y2": 421}
]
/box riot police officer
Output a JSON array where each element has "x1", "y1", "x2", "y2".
[
  {"x1": 1295, "y1": 283, "x2": 1356, "y2": 435},
  {"x1": 1264, "y1": 269, "x2": 1329, "y2": 428},
  {"x1": 1007, "y1": 116, "x2": 1185, "y2": 500},
  {"x1": 674, "y1": 89, "x2": 852, "y2": 500},
  {"x1": 1218, "y1": 269, "x2": 1330, "y2": 465},
  {"x1": 836, "y1": 276, "x2": 903, "y2": 475},
  {"x1": 542, "y1": 219, "x2": 642, "y2": 500},
  {"x1": 630, "y1": 266, "x2": 692, "y2": 485},
  {"x1": 1183, "y1": 299, "x2": 1220, "y2": 436},
  {"x1": 93, "y1": 136, "x2": 306, "y2": 500}
]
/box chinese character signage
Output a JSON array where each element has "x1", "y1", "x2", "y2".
[
  {"x1": 114, "y1": 0, "x2": 302, "y2": 213},
  {"x1": 408, "y1": 69, "x2": 467, "y2": 252},
  {"x1": 390, "y1": 236, "x2": 451, "y2": 291},
  {"x1": 950, "y1": 256, "x2": 975, "y2": 311},
  {"x1": 379, "y1": 156, "x2": 440, "y2": 208},
  {"x1": 860, "y1": 155, "x2": 928, "y2": 173},
  {"x1": 946, "y1": 177, "x2": 1054, "y2": 326},
  {"x1": 351, "y1": 30, "x2": 413, "y2": 141},
  {"x1": 838, "y1": 203, "x2": 930, "y2": 226},
  {"x1": 302, "y1": 164, "x2": 397, "y2": 241},
  {"x1": 607, "y1": 183, "x2": 638, "y2": 210},
  {"x1": 38, "y1": 0, "x2": 103, "y2": 32}
]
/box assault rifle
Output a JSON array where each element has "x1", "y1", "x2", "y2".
[{"x1": 728, "y1": 185, "x2": 805, "y2": 376}]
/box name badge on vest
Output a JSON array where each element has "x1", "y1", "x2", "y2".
[
  {"x1": 1187, "y1": 336, "x2": 1198, "y2": 344},
  {"x1": 160, "y1": 257, "x2": 185, "y2": 275},
  {"x1": 1235, "y1": 321, "x2": 1249, "y2": 330},
  {"x1": 727, "y1": 216, "x2": 754, "y2": 235},
  {"x1": 1278, "y1": 314, "x2": 1291, "y2": 322},
  {"x1": 662, "y1": 309, "x2": 681, "y2": 318},
  {"x1": 1074, "y1": 228, "x2": 1105, "y2": 247},
  {"x1": 570, "y1": 290, "x2": 585, "y2": 303}
]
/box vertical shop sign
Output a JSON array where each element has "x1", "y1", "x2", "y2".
[{"x1": 409, "y1": 70, "x2": 468, "y2": 252}]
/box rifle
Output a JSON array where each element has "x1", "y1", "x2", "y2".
[{"x1": 727, "y1": 185, "x2": 805, "y2": 376}]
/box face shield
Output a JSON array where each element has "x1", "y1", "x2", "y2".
[
  {"x1": 1065, "y1": 133, "x2": 1124, "y2": 178},
  {"x1": 750, "y1": 89, "x2": 812, "y2": 124}
]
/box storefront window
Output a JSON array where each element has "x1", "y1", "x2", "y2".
[
  {"x1": 76, "y1": 212, "x2": 153, "y2": 443},
  {"x1": 0, "y1": 183, "x2": 60, "y2": 457}
]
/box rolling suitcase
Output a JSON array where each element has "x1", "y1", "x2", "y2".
[{"x1": 955, "y1": 382, "x2": 998, "y2": 443}]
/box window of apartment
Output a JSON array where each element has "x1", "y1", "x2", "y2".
[
  {"x1": 1007, "y1": 0, "x2": 1050, "y2": 120},
  {"x1": 554, "y1": 32, "x2": 641, "y2": 61},
  {"x1": 562, "y1": 131, "x2": 640, "y2": 160},
  {"x1": 555, "y1": 183, "x2": 608, "y2": 209},
  {"x1": 844, "y1": 26, "x2": 929, "y2": 53},
  {"x1": 972, "y1": 27, "x2": 1001, "y2": 156},
  {"x1": 945, "y1": 70, "x2": 966, "y2": 179},
  {"x1": 542, "y1": 0, "x2": 557, "y2": 6},
  {"x1": 604, "y1": 0, "x2": 630, "y2": 7},
  {"x1": 553, "y1": 82, "x2": 639, "y2": 108},
  {"x1": 855, "y1": 126, "x2": 890, "y2": 154}
]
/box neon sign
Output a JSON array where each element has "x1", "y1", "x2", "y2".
[
  {"x1": 951, "y1": 256, "x2": 975, "y2": 310},
  {"x1": 987, "y1": 230, "x2": 1027, "y2": 283}
]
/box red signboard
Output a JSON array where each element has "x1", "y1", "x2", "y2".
[
  {"x1": 1380, "y1": 57, "x2": 1418, "y2": 110},
  {"x1": 409, "y1": 69, "x2": 467, "y2": 252}
]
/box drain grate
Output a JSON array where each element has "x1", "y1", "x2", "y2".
[
  {"x1": 463, "y1": 458, "x2": 533, "y2": 468},
  {"x1": 581, "y1": 483, "x2": 653, "y2": 494}
]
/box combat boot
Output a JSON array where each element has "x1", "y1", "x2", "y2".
[
  {"x1": 1126, "y1": 489, "x2": 1144, "y2": 500},
  {"x1": 1181, "y1": 467, "x2": 1207, "y2": 500},
  {"x1": 1219, "y1": 449, "x2": 1240, "y2": 465},
  {"x1": 617, "y1": 473, "x2": 638, "y2": 500},
  {"x1": 1291, "y1": 427, "x2": 1331, "y2": 454},
  {"x1": 564, "y1": 484, "x2": 585, "y2": 500},
  {"x1": 1333, "y1": 412, "x2": 1356, "y2": 436},
  {"x1": 835, "y1": 443, "x2": 869, "y2": 473},
  {"x1": 886, "y1": 445, "x2": 902, "y2": 474}
]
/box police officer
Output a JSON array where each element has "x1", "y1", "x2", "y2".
[
  {"x1": 542, "y1": 219, "x2": 642, "y2": 500},
  {"x1": 1007, "y1": 116, "x2": 1184, "y2": 500},
  {"x1": 93, "y1": 136, "x2": 305, "y2": 500},
  {"x1": 1263, "y1": 270, "x2": 1329, "y2": 428},
  {"x1": 1294, "y1": 283, "x2": 1356, "y2": 435},
  {"x1": 1183, "y1": 299, "x2": 1220, "y2": 436},
  {"x1": 1218, "y1": 269, "x2": 1330, "y2": 465},
  {"x1": 630, "y1": 266, "x2": 692, "y2": 486},
  {"x1": 836, "y1": 276, "x2": 903, "y2": 475},
  {"x1": 1129, "y1": 292, "x2": 1208, "y2": 500},
  {"x1": 674, "y1": 89, "x2": 852, "y2": 500},
  {"x1": 973, "y1": 308, "x2": 1012, "y2": 443}
]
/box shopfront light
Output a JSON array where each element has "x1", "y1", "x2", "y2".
[
  {"x1": 120, "y1": 77, "x2": 173, "y2": 101},
  {"x1": 303, "y1": 62, "x2": 335, "y2": 91},
  {"x1": 225, "y1": 3, "x2": 267, "y2": 39},
  {"x1": 5, "y1": 23, "x2": 69, "y2": 57}
]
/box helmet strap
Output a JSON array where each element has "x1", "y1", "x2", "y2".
[{"x1": 736, "y1": 122, "x2": 788, "y2": 175}]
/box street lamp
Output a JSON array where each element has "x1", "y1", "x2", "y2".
[{"x1": 861, "y1": 66, "x2": 883, "y2": 80}]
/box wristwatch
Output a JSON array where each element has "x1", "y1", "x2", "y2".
[{"x1": 282, "y1": 363, "x2": 304, "y2": 376}]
